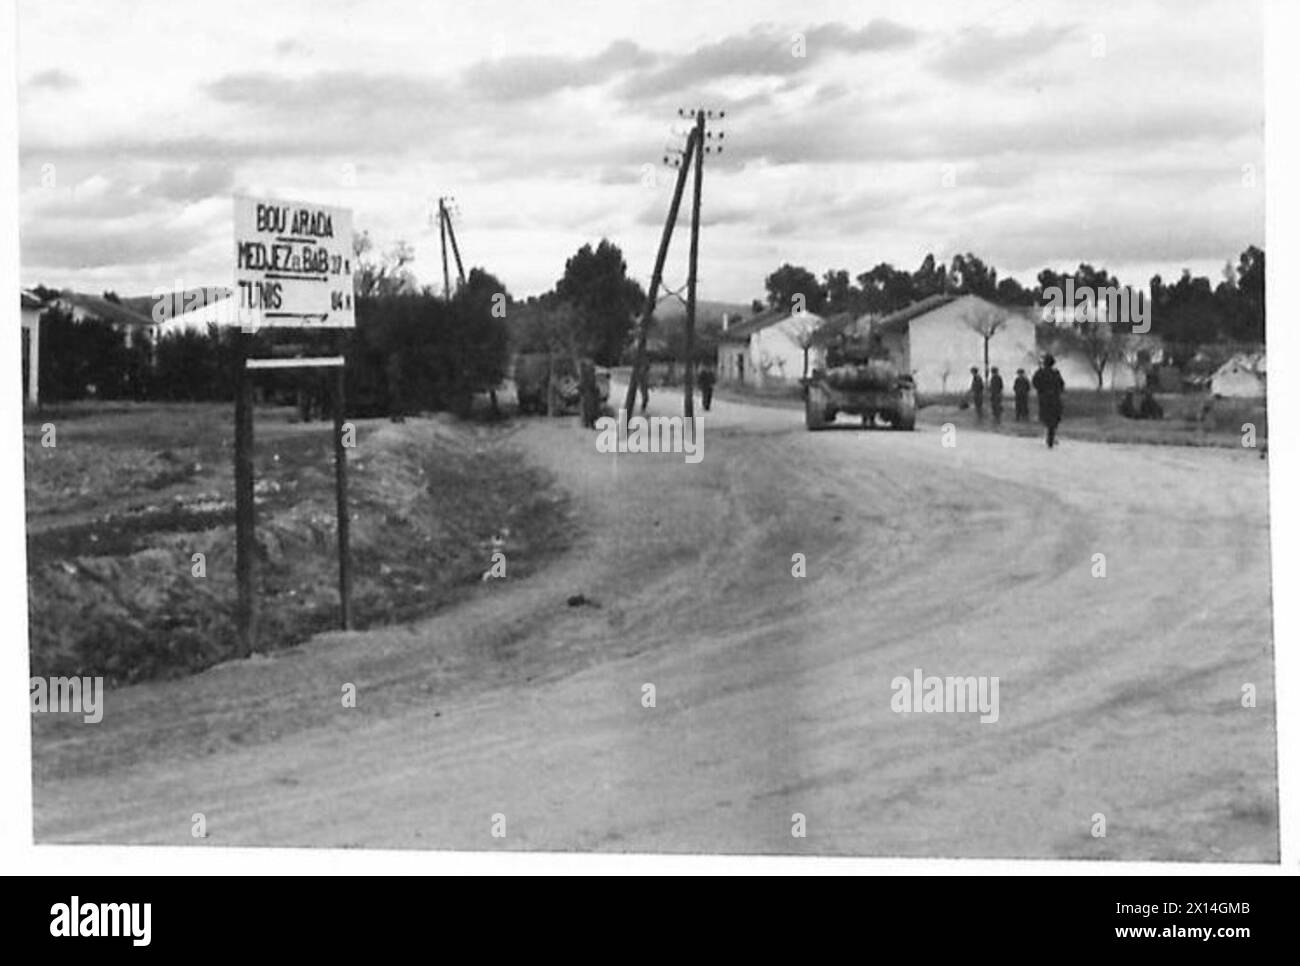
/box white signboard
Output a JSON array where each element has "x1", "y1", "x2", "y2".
[{"x1": 233, "y1": 195, "x2": 355, "y2": 328}]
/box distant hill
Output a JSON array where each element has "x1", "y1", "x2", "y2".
[{"x1": 652, "y1": 298, "x2": 754, "y2": 325}]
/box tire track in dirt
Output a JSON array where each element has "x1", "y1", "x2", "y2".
[{"x1": 34, "y1": 391, "x2": 1276, "y2": 859}]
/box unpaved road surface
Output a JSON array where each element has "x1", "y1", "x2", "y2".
[{"x1": 33, "y1": 388, "x2": 1277, "y2": 859}]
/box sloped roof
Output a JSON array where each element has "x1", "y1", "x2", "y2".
[
  {"x1": 1212, "y1": 352, "x2": 1266, "y2": 377},
  {"x1": 21, "y1": 290, "x2": 45, "y2": 310},
  {"x1": 57, "y1": 291, "x2": 155, "y2": 328},
  {"x1": 870, "y1": 294, "x2": 959, "y2": 336},
  {"x1": 719, "y1": 306, "x2": 789, "y2": 342},
  {"x1": 123, "y1": 286, "x2": 233, "y2": 322}
]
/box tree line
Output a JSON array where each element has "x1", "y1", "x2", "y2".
[
  {"x1": 28, "y1": 232, "x2": 651, "y2": 413},
  {"x1": 762, "y1": 245, "x2": 1265, "y2": 345}
]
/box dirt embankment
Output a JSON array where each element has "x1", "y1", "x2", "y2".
[{"x1": 25, "y1": 404, "x2": 571, "y2": 686}]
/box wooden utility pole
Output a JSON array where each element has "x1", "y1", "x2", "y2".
[
  {"x1": 624, "y1": 127, "x2": 697, "y2": 414},
  {"x1": 684, "y1": 109, "x2": 705, "y2": 420},
  {"x1": 332, "y1": 363, "x2": 352, "y2": 629},
  {"x1": 439, "y1": 199, "x2": 452, "y2": 300},
  {"x1": 234, "y1": 332, "x2": 257, "y2": 656},
  {"x1": 445, "y1": 209, "x2": 466, "y2": 287}
]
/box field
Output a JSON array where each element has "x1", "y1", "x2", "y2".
[{"x1": 24, "y1": 402, "x2": 571, "y2": 686}]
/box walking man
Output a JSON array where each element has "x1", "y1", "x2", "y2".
[
  {"x1": 578, "y1": 358, "x2": 599, "y2": 429},
  {"x1": 636, "y1": 358, "x2": 651, "y2": 414},
  {"x1": 697, "y1": 365, "x2": 716, "y2": 412},
  {"x1": 988, "y1": 366, "x2": 1004, "y2": 427},
  {"x1": 968, "y1": 366, "x2": 984, "y2": 421},
  {"x1": 1013, "y1": 368, "x2": 1030, "y2": 422},
  {"x1": 1032, "y1": 354, "x2": 1066, "y2": 448}
]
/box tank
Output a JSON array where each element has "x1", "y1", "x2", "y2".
[
  {"x1": 802, "y1": 347, "x2": 915, "y2": 431},
  {"x1": 513, "y1": 353, "x2": 609, "y2": 415}
]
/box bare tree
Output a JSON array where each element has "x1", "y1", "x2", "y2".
[
  {"x1": 353, "y1": 230, "x2": 418, "y2": 298},
  {"x1": 1116, "y1": 333, "x2": 1160, "y2": 390},
  {"x1": 787, "y1": 310, "x2": 824, "y2": 379},
  {"x1": 963, "y1": 304, "x2": 1008, "y2": 383},
  {"x1": 1067, "y1": 312, "x2": 1119, "y2": 391}
]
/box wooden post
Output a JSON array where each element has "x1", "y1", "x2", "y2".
[
  {"x1": 624, "y1": 127, "x2": 697, "y2": 414},
  {"x1": 439, "y1": 199, "x2": 451, "y2": 301},
  {"x1": 234, "y1": 334, "x2": 257, "y2": 656},
  {"x1": 333, "y1": 363, "x2": 352, "y2": 630},
  {"x1": 684, "y1": 110, "x2": 704, "y2": 420}
]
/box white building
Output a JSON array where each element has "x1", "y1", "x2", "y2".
[
  {"x1": 21, "y1": 290, "x2": 44, "y2": 406},
  {"x1": 147, "y1": 287, "x2": 237, "y2": 337},
  {"x1": 717, "y1": 308, "x2": 827, "y2": 388},
  {"x1": 1210, "y1": 352, "x2": 1266, "y2": 398},
  {"x1": 870, "y1": 294, "x2": 1040, "y2": 396}
]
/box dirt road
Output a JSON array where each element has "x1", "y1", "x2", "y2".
[{"x1": 33, "y1": 388, "x2": 1277, "y2": 860}]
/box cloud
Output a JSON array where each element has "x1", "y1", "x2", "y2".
[
  {"x1": 21, "y1": 215, "x2": 208, "y2": 270},
  {"x1": 153, "y1": 163, "x2": 235, "y2": 202},
  {"x1": 618, "y1": 19, "x2": 918, "y2": 102},
  {"x1": 462, "y1": 40, "x2": 657, "y2": 102},
  {"x1": 25, "y1": 68, "x2": 80, "y2": 91},
  {"x1": 930, "y1": 25, "x2": 1076, "y2": 82},
  {"x1": 274, "y1": 37, "x2": 310, "y2": 56}
]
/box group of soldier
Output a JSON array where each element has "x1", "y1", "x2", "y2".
[{"x1": 966, "y1": 355, "x2": 1066, "y2": 448}]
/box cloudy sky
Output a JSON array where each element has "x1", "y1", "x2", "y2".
[{"x1": 17, "y1": 0, "x2": 1263, "y2": 303}]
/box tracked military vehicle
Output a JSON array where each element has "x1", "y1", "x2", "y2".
[{"x1": 802, "y1": 342, "x2": 916, "y2": 431}]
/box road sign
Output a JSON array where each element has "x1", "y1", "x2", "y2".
[{"x1": 233, "y1": 195, "x2": 356, "y2": 329}]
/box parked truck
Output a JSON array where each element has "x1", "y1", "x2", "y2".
[
  {"x1": 802, "y1": 346, "x2": 916, "y2": 431},
  {"x1": 513, "y1": 352, "x2": 609, "y2": 415}
]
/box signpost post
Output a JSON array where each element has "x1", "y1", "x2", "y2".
[{"x1": 232, "y1": 195, "x2": 357, "y2": 655}]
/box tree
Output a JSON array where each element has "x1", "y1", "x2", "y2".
[
  {"x1": 1066, "y1": 309, "x2": 1119, "y2": 390},
  {"x1": 786, "y1": 312, "x2": 825, "y2": 379},
  {"x1": 554, "y1": 240, "x2": 645, "y2": 365},
  {"x1": 765, "y1": 263, "x2": 825, "y2": 314},
  {"x1": 821, "y1": 269, "x2": 865, "y2": 315},
  {"x1": 1116, "y1": 333, "x2": 1160, "y2": 389},
  {"x1": 995, "y1": 276, "x2": 1035, "y2": 306},
  {"x1": 963, "y1": 304, "x2": 1009, "y2": 383},
  {"x1": 949, "y1": 253, "x2": 998, "y2": 299},
  {"x1": 856, "y1": 262, "x2": 916, "y2": 315},
  {"x1": 353, "y1": 231, "x2": 418, "y2": 299}
]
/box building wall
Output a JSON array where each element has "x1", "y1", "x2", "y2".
[
  {"x1": 905, "y1": 298, "x2": 1039, "y2": 396},
  {"x1": 751, "y1": 315, "x2": 825, "y2": 387},
  {"x1": 1048, "y1": 346, "x2": 1142, "y2": 391},
  {"x1": 1211, "y1": 367, "x2": 1266, "y2": 398},
  {"x1": 21, "y1": 305, "x2": 41, "y2": 406},
  {"x1": 717, "y1": 342, "x2": 748, "y2": 384}
]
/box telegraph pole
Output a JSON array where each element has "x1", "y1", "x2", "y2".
[
  {"x1": 439, "y1": 199, "x2": 451, "y2": 300},
  {"x1": 625, "y1": 108, "x2": 725, "y2": 415},
  {"x1": 683, "y1": 109, "x2": 725, "y2": 417},
  {"x1": 684, "y1": 110, "x2": 705, "y2": 419},
  {"x1": 623, "y1": 128, "x2": 697, "y2": 414}
]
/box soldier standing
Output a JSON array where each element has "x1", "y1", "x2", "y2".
[
  {"x1": 697, "y1": 365, "x2": 716, "y2": 412},
  {"x1": 636, "y1": 358, "x2": 651, "y2": 414},
  {"x1": 988, "y1": 366, "x2": 1004, "y2": 426},
  {"x1": 578, "y1": 358, "x2": 599, "y2": 429},
  {"x1": 1013, "y1": 368, "x2": 1031, "y2": 421},
  {"x1": 968, "y1": 366, "x2": 984, "y2": 421},
  {"x1": 1032, "y1": 354, "x2": 1066, "y2": 448}
]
